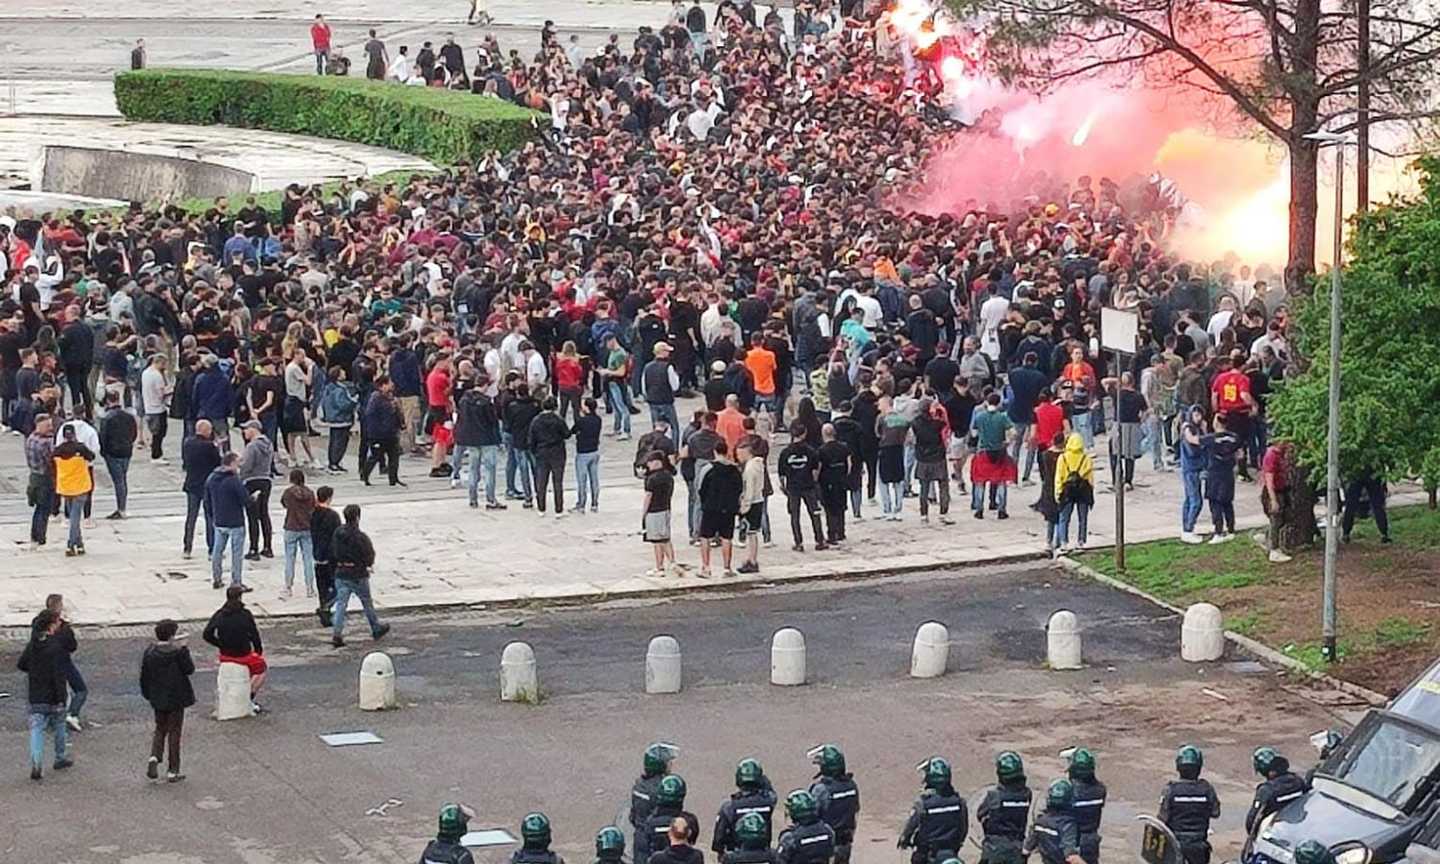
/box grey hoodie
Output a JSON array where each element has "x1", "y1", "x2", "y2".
[{"x1": 238, "y1": 434, "x2": 274, "y2": 482}]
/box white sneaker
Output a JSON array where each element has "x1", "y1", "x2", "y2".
[
  {"x1": 1209, "y1": 533, "x2": 1234, "y2": 544},
  {"x1": 1179, "y1": 531, "x2": 1204, "y2": 545},
  {"x1": 1268, "y1": 549, "x2": 1293, "y2": 563},
  {"x1": 66, "y1": 715, "x2": 82, "y2": 732},
  {"x1": 645, "y1": 567, "x2": 664, "y2": 578},
  {"x1": 150, "y1": 457, "x2": 169, "y2": 465}
]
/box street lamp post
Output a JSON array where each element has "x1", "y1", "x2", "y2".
[{"x1": 1303, "y1": 130, "x2": 1352, "y2": 663}]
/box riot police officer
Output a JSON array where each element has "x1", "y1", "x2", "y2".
[
  {"x1": 977, "y1": 751, "x2": 1032, "y2": 864},
  {"x1": 633, "y1": 743, "x2": 679, "y2": 843},
  {"x1": 594, "y1": 826, "x2": 626, "y2": 864},
  {"x1": 1159, "y1": 745, "x2": 1221, "y2": 864},
  {"x1": 808, "y1": 744, "x2": 860, "y2": 864},
  {"x1": 1245, "y1": 747, "x2": 1307, "y2": 835},
  {"x1": 724, "y1": 812, "x2": 782, "y2": 864},
  {"x1": 777, "y1": 789, "x2": 837, "y2": 864},
  {"x1": 1067, "y1": 748, "x2": 1107, "y2": 864},
  {"x1": 1293, "y1": 841, "x2": 1336, "y2": 864},
  {"x1": 421, "y1": 803, "x2": 476, "y2": 864},
  {"x1": 512, "y1": 813, "x2": 564, "y2": 864},
  {"x1": 637, "y1": 774, "x2": 701, "y2": 864},
  {"x1": 714, "y1": 758, "x2": 779, "y2": 855},
  {"x1": 1024, "y1": 780, "x2": 1084, "y2": 864},
  {"x1": 899, "y1": 757, "x2": 968, "y2": 864}
]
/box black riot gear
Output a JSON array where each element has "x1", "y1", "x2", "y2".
[
  {"x1": 714, "y1": 771, "x2": 779, "y2": 854},
  {"x1": 978, "y1": 775, "x2": 1032, "y2": 864},
  {"x1": 809, "y1": 768, "x2": 859, "y2": 864},
  {"x1": 1159, "y1": 776, "x2": 1221, "y2": 864},
  {"x1": 778, "y1": 801, "x2": 836, "y2": 864},
  {"x1": 1069, "y1": 775, "x2": 1106, "y2": 864},
  {"x1": 1025, "y1": 785, "x2": 1081, "y2": 864},
  {"x1": 899, "y1": 784, "x2": 968, "y2": 864}
]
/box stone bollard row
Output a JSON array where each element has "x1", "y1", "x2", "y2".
[{"x1": 348, "y1": 613, "x2": 1121, "y2": 714}]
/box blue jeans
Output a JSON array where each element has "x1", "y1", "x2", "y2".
[
  {"x1": 575, "y1": 451, "x2": 600, "y2": 510},
  {"x1": 509, "y1": 448, "x2": 534, "y2": 502},
  {"x1": 880, "y1": 481, "x2": 904, "y2": 515},
  {"x1": 28, "y1": 703, "x2": 68, "y2": 770},
  {"x1": 1010, "y1": 423, "x2": 1036, "y2": 481},
  {"x1": 1181, "y1": 470, "x2": 1204, "y2": 532},
  {"x1": 283, "y1": 529, "x2": 315, "y2": 593},
  {"x1": 607, "y1": 382, "x2": 631, "y2": 434},
  {"x1": 649, "y1": 403, "x2": 680, "y2": 446},
  {"x1": 103, "y1": 455, "x2": 130, "y2": 512},
  {"x1": 971, "y1": 482, "x2": 1009, "y2": 513},
  {"x1": 1058, "y1": 500, "x2": 1089, "y2": 546},
  {"x1": 212, "y1": 525, "x2": 246, "y2": 587},
  {"x1": 333, "y1": 577, "x2": 382, "y2": 640},
  {"x1": 64, "y1": 495, "x2": 84, "y2": 549},
  {"x1": 63, "y1": 658, "x2": 87, "y2": 721},
  {"x1": 1073, "y1": 411, "x2": 1095, "y2": 449},
  {"x1": 461, "y1": 445, "x2": 497, "y2": 505}
]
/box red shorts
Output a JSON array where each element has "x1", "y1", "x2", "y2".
[{"x1": 219, "y1": 652, "x2": 267, "y2": 677}]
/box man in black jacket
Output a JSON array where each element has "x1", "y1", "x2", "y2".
[
  {"x1": 331, "y1": 504, "x2": 390, "y2": 648},
  {"x1": 360, "y1": 376, "x2": 404, "y2": 487},
  {"x1": 57, "y1": 304, "x2": 95, "y2": 420},
  {"x1": 528, "y1": 397, "x2": 571, "y2": 517},
  {"x1": 98, "y1": 390, "x2": 137, "y2": 519},
  {"x1": 503, "y1": 384, "x2": 541, "y2": 507},
  {"x1": 139, "y1": 618, "x2": 196, "y2": 782},
  {"x1": 18, "y1": 609, "x2": 77, "y2": 780},
  {"x1": 203, "y1": 586, "x2": 267, "y2": 714},
  {"x1": 311, "y1": 485, "x2": 341, "y2": 627},
  {"x1": 455, "y1": 378, "x2": 504, "y2": 509},
  {"x1": 182, "y1": 420, "x2": 221, "y2": 559}
]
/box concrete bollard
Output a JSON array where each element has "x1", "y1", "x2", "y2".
[
  {"x1": 1046, "y1": 610, "x2": 1083, "y2": 670},
  {"x1": 910, "y1": 621, "x2": 950, "y2": 679},
  {"x1": 1181, "y1": 603, "x2": 1226, "y2": 662},
  {"x1": 770, "y1": 627, "x2": 807, "y2": 686},
  {"x1": 215, "y1": 661, "x2": 253, "y2": 720},
  {"x1": 500, "y1": 641, "x2": 539, "y2": 702},
  {"x1": 645, "y1": 635, "x2": 683, "y2": 694},
  {"x1": 358, "y1": 651, "x2": 398, "y2": 711}
]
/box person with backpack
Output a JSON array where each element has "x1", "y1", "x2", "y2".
[
  {"x1": 1054, "y1": 432, "x2": 1095, "y2": 554},
  {"x1": 318, "y1": 366, "x2": 358, "y2": 474}
]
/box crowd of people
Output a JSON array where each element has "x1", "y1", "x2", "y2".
[{"x1": 1, "y1": 0, "x2": 1329, "y2": 600}]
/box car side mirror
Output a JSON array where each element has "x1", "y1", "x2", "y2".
[{"x1": 1405, "y1": 845, "x2": 1440, "y2": 864}]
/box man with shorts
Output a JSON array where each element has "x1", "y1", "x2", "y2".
[
  {"x1": 642, "y1": 451, "x2": 679, "y2": 577},
  {"x1": 697, "y1": 441, "x2": 744, "y2": 578},
  {"x1": 202, "y1": 586, "x2": 268, "y2": 715},
  {"x1": 1210, "y1": 354, "x2": 1256, "y2": 481}
]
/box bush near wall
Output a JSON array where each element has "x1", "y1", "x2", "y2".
[{"x1": 114, "y1": 69, "x2": 537, "y2": 163}]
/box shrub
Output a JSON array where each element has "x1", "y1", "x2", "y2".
[{"x1": 114, "y1": 69, "x2": 537, "y2": 163}]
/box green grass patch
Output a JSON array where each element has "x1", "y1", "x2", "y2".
[
  {"x1": 1077, "y1": 537, "x2": 1267, "y2": 604},
  {"x1": 1281, "y1": 641, "x2": 1351, "y2": 671},
  {"x1": 115, "y1": 68, "x2": 538, "y2": 163},
  {"x1": 1226, "y1": 611, "x2": 1263, "y2": 637},
  {"x1": 1371, "y1": 617, "x2": 1431, "y2": 649}
]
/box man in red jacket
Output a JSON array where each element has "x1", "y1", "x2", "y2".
[{"x1": 310, "y1": 14, "x2": 332, "y2": 74}]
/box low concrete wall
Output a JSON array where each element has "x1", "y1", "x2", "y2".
[{"x1": 38, "y1": 145, "x2": 256, "y2": 202}]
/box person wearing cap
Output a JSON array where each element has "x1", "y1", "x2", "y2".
[
  {"x1": 238, "y1": 420, "x2": 275, "y2": 561},
  {"x1": 202, "y1": 585, "x2": 267, "y2": 714},
  {"x1": 643, "y1": 342, "x2": 682, "y2": 446}
]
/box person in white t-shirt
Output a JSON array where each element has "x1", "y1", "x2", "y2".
[{"x1": 140, "y1": 354, "x2": 173, "y2": 463}]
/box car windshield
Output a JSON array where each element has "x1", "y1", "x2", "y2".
[{"x1": 1320, "y1": 713, "x2": 1440, "y2": 810}]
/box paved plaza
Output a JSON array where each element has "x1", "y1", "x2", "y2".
[{"x1": 0, "y1": 392, "x2": 1334, "y2": 628}]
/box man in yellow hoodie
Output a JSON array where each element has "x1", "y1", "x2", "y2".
[
  {"x1": 53, "y1": 425, "x2": 95, "y2": 556},
  {"x1": 1053, "y1": 433, "x2": 1095, "y2": 555}
]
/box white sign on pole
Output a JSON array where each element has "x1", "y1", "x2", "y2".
[{"x1": 1100, "y1": 307, "x2": 1140, "y2": 355}]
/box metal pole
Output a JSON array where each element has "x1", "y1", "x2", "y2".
[
  {"x1": 1114, "y1": 349, "x2": 1126, "y2": 573},
  {"x1": 1357, "y1": 0, "x2": 1370, "y2": 211},
  {"x1": 1321, "y1": 145, "x2": 1344, "y2": 662}
]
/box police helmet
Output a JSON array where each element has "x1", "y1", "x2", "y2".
[
  {"x1": 939, "y1": 859, "x2": 965, "y2": 864},
  {"x1": 996, "y1": 751, "x2": 1025, "y2": 784},
  {"x1": 1068, "y1": 748, "x2": 1096, "y2": 781},
  {"x1": 923, "y1": 757, "x2": 952, "y2": 790},
  {"x1": 815, "y1": 744, "x2": 847, "y2": 777},
  {"x1": 595, "y1": 826, "x2": 626, "y2": 858},
  {"x1": 521, "y1": 812, "x2": 552, "y2": 848},
  {"x1": 1252, "y1": 746, "x2": 1288, "y2": 777},
  {"x1": 438, "y1": 803, "x2": 469, "y2": 841},
  {"x1": 736, "y1": 758, "x2": 765, "y2": 790},
  {"x1": 657, "y1": 774, "x2": 688, "y2": 806},
  {"x1": 1175, "y1": 745, "x2": 1204, "y2": 778},
  {"x1": 645, "y1": 742, "x2": 677, "y2": 776},
  {"x1": 1047, "y1": 778, "x2": 1075, "y2": 810},
  {"x1": 737, "y1": 812, "x2": 769, "y2": 848},
  {"x1": 785, "y1": 789, "x2": 820, "y2": 824}
]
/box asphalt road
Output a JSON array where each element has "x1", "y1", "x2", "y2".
[{"x1": 1, "y1": 564, "x2": 1349, "y2": 864}]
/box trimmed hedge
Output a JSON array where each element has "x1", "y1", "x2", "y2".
[{"x1": 114, "y1": 68, "x2": 537, "y2": 164}]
